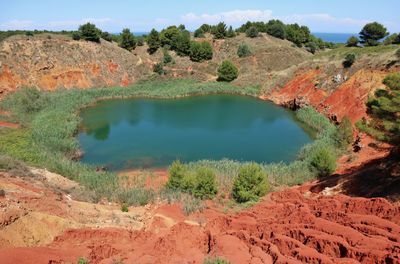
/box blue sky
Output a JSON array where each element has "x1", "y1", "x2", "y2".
[{"x1": 1, "y1": 0, "x2": 399, "y2": 33}]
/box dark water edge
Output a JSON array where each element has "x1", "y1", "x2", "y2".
[{"x1": 78, "y1": 95, "x2": 314, "y2": 171}]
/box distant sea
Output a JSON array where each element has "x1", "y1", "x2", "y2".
[
  {"x1": 313, "y1": 33, "x2": 357, "y2": 43},
  {"x1": 131, "y1": 31, "x2": 356, "y2": 44}
]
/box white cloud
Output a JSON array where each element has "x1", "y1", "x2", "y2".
[
  {"x1": 0, "y1": 19, "x2": 35, "y2": 30},
  {"x1": 48, "y1": 18, "x2": 113, "y2": 27},
  {"x1": 180, "y1": 9, "x2": 378, "y2": 32},
  {"x1": 182, "y1": 9, "x2": 273, "y2": 25},
  {"x1": 280, "y1": 13, "x2": 370, "y2": 29}
]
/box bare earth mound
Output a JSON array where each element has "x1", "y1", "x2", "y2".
[{"x1": 1, "y1": 167, "x2": 399, "y2": 264}]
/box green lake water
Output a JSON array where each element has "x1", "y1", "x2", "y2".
[{"x1": 78, "y1": 95, "x2": 314, "y2": 170}]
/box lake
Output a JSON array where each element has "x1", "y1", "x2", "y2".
[{"x1": 78, "y1": 95, "x2": 314, "y2": 170}]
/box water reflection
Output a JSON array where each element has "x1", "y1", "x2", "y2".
[{"x1": 78, "y1": 95, "x2": 313, "y2": 170}]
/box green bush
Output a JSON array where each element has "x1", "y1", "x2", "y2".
[
  {"x1": 166, "y1": 160, "x2": 187, "y2": 190},
  {"x1": 211, "y1": 22, "x2": 227, "y2": 39},
  {"x1": 153, "y1": 62, "x2": 164, "y2": 75},
  {"x1": 166, "y1": 162, "x2": 217, "y2": 200},
  {"x1": 237, "y1": 43, "x2": 252, "y2": 57},
  {"x1": 266, "y1": 20, "x2": 286, "y2": 39},
  {"x1": 121, "y1": 203, "x2": 129, "y2": 212},
  {"x1": 77, "y1": 257, "x2": 89, "y2": 264},
  {"x1": 0, "y1": 87, "x2": 48, "y2": 125},
  {"x1": 147, "y1": 29, "x2": 161, "y2": 53},
  {"x1": 359, "y1": 22, "x2": 388, "y2": 46},
  {"x1": 101, "y1": 31, "x2": 113, "y2": 42},
  {"x1": 119, "y1": 28, "x2": 136, "y2": 51},
  {"x1": 117, "y1": 188, "x2": 155, "y2": 206},
  {"x1": 78, "y1": 23, "x2": 100, "y2": 43},
  {"x1": 305, "y1": 42, "x2": 318, "y2": 54},
  {"x1": 191, "y1": 167, "x2": 218, "y2": 199},
  {"x1": 189, "y1": 41, "x2": 213, "y2": 62},
  {"x1": 310, "y1": 146, "x2": 336, "y2": 177},
  {"x1": 226, "y1": 26, "x2": 236, "y2": 38},
  {"x1": 334, "y1": 116, "x2": 353, "y2": 149},
  {"x1": 364, "y1": 73, "x2": 400, "y2": 143},
  {"x1": 72, "y1": 31, "x2": 81, "y2": 40},
  {"x1": 160, "y1": 26, "x2": 181, "y2": 49},
  {"x1": 163, "y1": 50, "x2": 173, "y2": 64},
  {"x1": 232, "y1": 163, "x2": 269, "y2": 203},
  {"x1": 246, "y1": 26, "x2": 259, "y2": 38},
  {"x1": 383, "y1": 33, "x2": 398, "y2": 45},
  {"x1": 217, "y1": 60, "x2": 238, "y2": 82},
  {"x1": 194, "y1": 28, "x2": 205, "y2": 38},
  {"x1": 175, "y1": 30, "x2": 191, "y2": 56},
  {"x1": 346, "y1": 36, "x2": 359, "y2": 47},
  {"x1": 343, "y1": 53, "x2": 356, "y2": 68}
]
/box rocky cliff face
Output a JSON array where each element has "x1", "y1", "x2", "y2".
[
  {"x1": 0, "y1": 34, "x2": 156, "y2": 97},
  {"x1": 0, "y1": 33, "x2": 311, "y2": 99}
]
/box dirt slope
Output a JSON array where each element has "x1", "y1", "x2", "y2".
[
  {"x1": 1, "y1": 143, "x2": 399, "y2": 264},
  {"x1": 0, "y1": 33, "x2": 310, "y2": 99},
  {"x1": 1, "y1": 170, "x2": 399, "y2": 264}
]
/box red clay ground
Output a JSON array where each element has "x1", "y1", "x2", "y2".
[{"x1": 0, "y1": 138, "x2": 399, "y2": 263}]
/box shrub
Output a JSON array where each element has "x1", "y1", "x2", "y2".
[
  {"x1": 189, "y1": 41, "x2": 213, "y2": 62},
  {"x1": 396, "y1": 49, "x2": 400, "y2": 60},
  {"x1": 310, "y1": 146, "x2": 336, "y2": 177},
  {"x1": 383, "y1": 33, "x2": 398, "y2": 45},
  {"x1": 117, "y1": 188, "x2": 155, "y2": 206},
  {"x1": 166, "y1": 162, "x2": 217, "y2": 200},
  {"x1": 77, "y1": 257, "x2": 89, "y2": 264},
  {"x1": 212, "y1": 22, "x2": 227, "y2": 39},
  {"x1": 182, "y1": 196, "x2": 205, "y2": 215},
  {"x1": 175, "y1": 30, "x2": 191, "y2": 56},
  {"x1": 191, "y1": 167, "x2": 218, "y2": 199},
  {"x1": 153, "y1": 62, "x2": 164, "y2": 75},
  {"x1": 166, "y1": 160, "x2": 187, "y2": 189},
  {"x1": 237, "y1": 43, "x2": 252, "y2": 57},
  {"x1": 266, "y1": 20, "x2": 286, "y2": 39},
  {"x1": 334, "y1": 116, "x2": 354, "y2": 149},
  {"x1": 160, "y1": 26, "x2": 181, "y2": 49},
  {"x1": 364, "y1": 73, "x2": 400, "y2": 143},
  {"x1": 285, "y1": 24, "x2": 310, "y2": 47},
  {"x1": 72, "y1": 31, "x2": 81, "y2": 40},
  {"x1": 147, "y1": 29, "x2": 161, "y2": 53},
  {"x1": 203, "y1": 257, "x2": 231, "y2": 264},
  {"x1": 246, "y1": 26, "x2": 259, "y2": 38},
  {"x1": 194, "y1": 28, "x2": 205, "y2": 38},
  {"x1": 217, "y1": 60, "x2": 238, "y2": 82},
  {"x1": 163, "y1": 50, "x2": 173, "y2": 64},
  {"x1": 119, "y1": 28, "x2": 136, "y2": 51},
  {"x1": 343, "y1": 53, "x2": 356, "y2": 68},
  {"x1": 359, "y1": 22, "x2": 388, "y2": 46},
  {"x1": 78, "y1": 23, "x2": 100, "y2": 43},
  {"x1": 305, "y1": 42, "x2": 318, "y2": 54},
  {"x1": 232, "y1": 163, "x2": 269, "y2": 203},
  {"x1": 346, "y1": 36, "x2": 359, "y2": 47},
  {"x1": 121, "y1": 203, "x2": 129, "y2": 212},
  {"x1": 101, "y1": 31, "x2": 113, "y2": 42},
  {"x1": 226, "y1": 26, "x2": 236, "y2": 38}
]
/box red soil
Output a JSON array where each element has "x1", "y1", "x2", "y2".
[
  {"x1": 0, "y1": 121, "x2": 19, "y2": 128},
  {"x1": 268, "y1": 69, "x2": 387, "y2": 123},
  {"x1": 1, "y1": 187, "x2": 399, "y2": 264}
]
